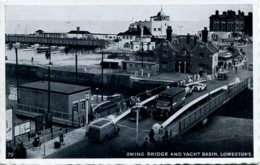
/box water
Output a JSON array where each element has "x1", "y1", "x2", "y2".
[{"x1": 6, "y1": 20, "x2": 208, "y2": 35}]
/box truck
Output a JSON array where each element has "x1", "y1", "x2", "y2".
[
  {"x1": 87, "y1": 117, "x2": 120, "y2": 142},
  {"x1": 152, "y1": 87, "x2": 186, "y2": 120}
]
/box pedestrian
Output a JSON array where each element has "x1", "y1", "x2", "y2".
[
  {"x1": 163, "y1": 129, "x2": 169, "y2": 143},
  {"x1": 235, "y1": 65, "x2": 238, "y2": 74},
  {"x1": 143, "y1": 137, "x2": 149, "y2": 150},
  {"x1": 59, "y1": 128, "x2": 64, "y2": 145},
  {"x1": 158, "y1": 126, "x2": 164, "y2": 141},
  {"x1": 149, "y1": 129, "x2": 155, "y2": 143}
]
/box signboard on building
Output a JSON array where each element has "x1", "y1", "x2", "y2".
[
  {"x1": 14, "y1": 121, "x2": 31, "y2": 137},
  {"x1": 6, "y1": 109, "x2": 13, "y2": 141}
]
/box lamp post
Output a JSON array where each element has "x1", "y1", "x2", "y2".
[
  {"x1": 136, "y1": 97, "x2": 141, "y2": 145},
  {"x1": 85, "y1": 94, "x2": 90, "y2": 125},
  {"x1": 15, "y1": 48, "x2": 19, "y2": 103}
]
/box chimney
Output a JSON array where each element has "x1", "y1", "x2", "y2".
[
  {"x1": 194, "y1": 34, "x2": 198, "y2": 45},
  {"x1": 216, "y1": 10, "x2": 219, "y2": 15},
  {"x1": 77, "y1": 26, "x2": 80, "y2": 32},
  {"x1": 141, "y1": 26, "x2": 144, "y2": 38},
  {"x1": 202, "y1": 27, "x2": 208, "y2": 43},
  {"x1": 166, "y1": 26, "x2": 172, "y2": 41},
  {"x1": 186, "y1": 33, "x2": 190, "y2": 44}
]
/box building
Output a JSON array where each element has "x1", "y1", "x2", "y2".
[
  {"x1": 209, "y1": 10, "x2": 253, "y2": 36},
  {"x1": 35, "y1": 30, "x2": 67, "y2": 38},
  {"x1": 16, "y1": 81, "x2": 91, "y2": 127},
  {"x1": 67, "y1": 27, "x2": 92, "y2": 39},
  {"x1": 92, "y1": 33, "x2": 119, "y2": 41},
  {"x1": 117, "y1": 25, "x2": 154, "y2": 50},
  {"x1": 154, "y1": 28, "x2": 219, "y2": 75},
  {"x1": 123, "y1": 60, "x2": 159, "y2": 76},
  {"x1": 133, "y1": 9, "x2": 170, "y2": 38}
]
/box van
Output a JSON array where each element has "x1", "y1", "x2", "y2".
[
  {"x1": 128, "y1": 106, "x2": 150, "y2": 121},
  {"x1": 87, "y1": 118, "x2": 119, "y2": 142}
]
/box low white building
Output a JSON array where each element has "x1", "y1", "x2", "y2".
[
  {"x1": 117, "y1": 25, "x2": 155, "y2": 51},
  {"x1": 92, "y1": 33, "x2": 119, "y2": 41},
  {"x1": 197, "y1": 31, "x2": 233, "y2": 41}
]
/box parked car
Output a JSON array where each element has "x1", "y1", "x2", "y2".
[
  {"x1": 193, "y1": 83, "x2": 207, "y2": 92},
  {"x1": 129, "y1": 106, "x2": 150, "y2": 121}
]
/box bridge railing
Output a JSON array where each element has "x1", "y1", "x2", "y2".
[{"x1": 163, "y1": 78, "x2": 248, "y2": 140}]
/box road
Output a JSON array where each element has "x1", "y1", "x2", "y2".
[{"x1": 47, "y1": 55, "x2": 252, "y2": 158}]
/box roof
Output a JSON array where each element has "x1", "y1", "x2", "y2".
[
  {"x1": 123, "y1": 60, "x2": 157, "y2": 65},
  {"x1": 68, "y1": 30, "x2": 91, "y2": 34},
  {"x1": 160, "y1": 87, "x2": 185, "y2": 97},
  {"x1": 103, "y1": 59, "x2": 123, "y2": 63},
  {"x1": 92, "y1": 119, "x2": 111, "y2": 127},
  {"x1": 20, "y1": 81, "x2": 90, "y2": 95},
  {"x1": 118, "y1": 26, "x2": 152, "y2": 36}
]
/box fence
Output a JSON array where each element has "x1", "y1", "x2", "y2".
[
  {"x1": 17, "y1": 104, "x2": 81, "y2": 127},
  {"x1": 165, "y1": 78, "x2": 248, "y2": 140}
]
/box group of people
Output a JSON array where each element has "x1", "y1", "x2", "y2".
[
  {"x1": 144, "y1": 127, "x2": 170, "y2": 147},
  {"x1": 32, "y1": 128, "x2": 65, "y2": 148}
]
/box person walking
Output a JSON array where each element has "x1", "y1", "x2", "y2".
[
  {"x1": 59, "y1": 128, "x2": 64, "y2": 145},
  {"x1": 149, "y1": 129, "x2": 155, "y2": 143}
]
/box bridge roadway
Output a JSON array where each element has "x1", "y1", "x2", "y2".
[
  {"x1": 47, "y1": 66, "x2": 252, "y2": 158},
  {"x1": 118, "y1": 67, "x2": 249, "y2": 141}
]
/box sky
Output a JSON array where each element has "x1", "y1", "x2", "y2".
[{"x1": 6, "y1": 4, "x2": 253, "y2": 22}]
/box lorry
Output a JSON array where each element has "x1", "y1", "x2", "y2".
[
  {"x1": 152, "y1": 87, "x2": 186, "y2": 120},
  {"x1": 87, "y1": 117, "x2": 120, "y2": 142}
]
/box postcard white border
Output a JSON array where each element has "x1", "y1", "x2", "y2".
[{"x1": 0, "y1": 0, "x2": 259, "y2": 164}]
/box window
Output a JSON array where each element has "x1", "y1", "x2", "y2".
[
  {"x1": 199, "y1": 53, "x2": 204, "y2": 57},
  {"x1": 154, "y1": 28, "x2": 156, "y2": 31},
  {"x1": 129, "y1": 63, "x2": 134, "y2": 68},
  {"x1": 123, "y1": 36, "x2": 125, "y2": 39},
  {"x1": 130, "y1": 36, "x2": 132, "y2": 39},
  {"x1": 158, "y1": 28, "x2": 161, "y2": 31},
  {"x1": 72, "y1": 102, "x2": 79, "y2": 112},
  {"x1": 80, "y1": 100, "x2": 86, "y2": 111}
]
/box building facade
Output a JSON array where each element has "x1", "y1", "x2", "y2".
[
  {"x1": 133, "y1": 9, "x2": 170, "y2": 38},
  {"x1": 17, "y1": 81, "x2": 91, "y2": 127},
  {"x1": 209, "y1": 10, "x2": 253, "y2": 36},
  {"x1": 117, "y1": 25, "x2": 155, "y2": 51},
  {"x1": 154, "y1": 32, "x2": 219, "y2": 75}
]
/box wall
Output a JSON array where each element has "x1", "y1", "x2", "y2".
[{"x1": 6, "y1": 63, "x2": 131, "y2": 92}]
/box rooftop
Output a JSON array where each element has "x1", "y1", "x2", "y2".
[
  {"x1": 20, "y1": 81, "x2": 90, "y2": 95},
  {"x1": 92, "y1": 119, "x2": 111, "y2": 127}
]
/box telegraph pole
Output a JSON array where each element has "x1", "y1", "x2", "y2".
[
  {"x1": 15, "y1": 48, "x2": 19, "y2": 103},
  {"x1": 101, "y1": 52, "x2": 104, "y2": 101},
  {"x1": 47, "y1": 47, "x2": 53, "y2": 139},
  {"x1": 75, "y1": 49, "x2": 78, "y2": 83}
]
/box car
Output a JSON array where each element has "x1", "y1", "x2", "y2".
[
  {"x1": 193, "y1": 83, "x2": 207, "y2": 92},
  {"x1": 129, "y1": 106, "x2": 150, "y2": 121}
]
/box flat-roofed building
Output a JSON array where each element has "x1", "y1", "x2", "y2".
[{"x1": 17, "y1": 81, "x2": 91, "y2": 127}]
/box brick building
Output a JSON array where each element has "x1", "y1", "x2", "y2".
[
  {"x1": 209, "y1": 10, "x2": 252, "y2": 36},
  {"x1": 17, "y1": 81, "x2": 91, "y2": 127},
  {"x1": 154, "y1": 28, "x2": 219, "y2": 75}
]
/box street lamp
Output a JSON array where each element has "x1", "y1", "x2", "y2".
[
  {"x1": 85, "y1": 93, "x2": 90, "y2": 125},
  {"x1": 136, "y1": 97, "x2": 141, "y2": 145}
]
